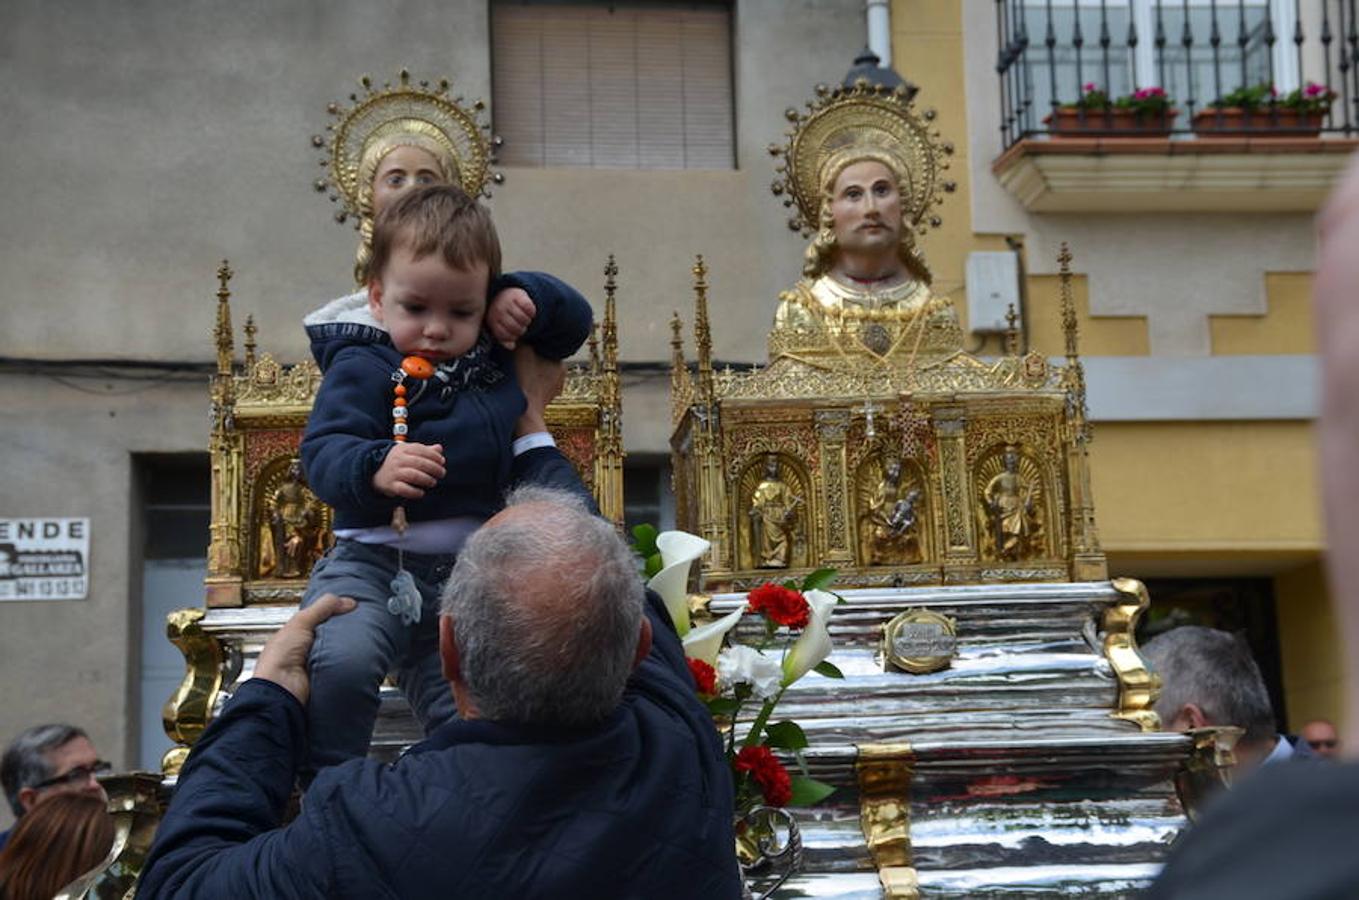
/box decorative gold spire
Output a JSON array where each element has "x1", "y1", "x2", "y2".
[
  {"x1": 670, "y1": 311, "x2": 693, "y2": 426},
  {"x1": 243, "y1": 314, "x2": 257, "y2": 370},
  {"x1": 587, "y1": 324, "x2": 601, "y2": 373},
  {"x1": 214, "y1": 261, "x2": 234, "y2": 378},
  {"x1": 595, "y1": 255, "x2": 625, "y2": 526},
  {"x1": 1004, "y1": 303, "x2": 1020, "y2": 357},
  {"x1": 1059, "y1": 243, "x2": 1079, "y2": 363},
  {"x1": 692, "y1": 255, "x2": 715, "y2": 408}
]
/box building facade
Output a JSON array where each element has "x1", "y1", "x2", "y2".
[{"x1": 0, "y1": 0, "x2": 1339, "y2": 829}]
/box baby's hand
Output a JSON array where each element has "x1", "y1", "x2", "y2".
[
  {"x1": 487, "y1": 287, "x2": 536, "y2": 350},
  {"x1": 373, "y1": 442, "x2": 446, "y2": 500}
]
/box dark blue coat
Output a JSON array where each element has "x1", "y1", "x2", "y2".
[
  {"x1": 136, "y1": 581, "x2": 740, "y2": 899},
  {"x1": 301, "y1": 272, "x2": 593, "y2": 530}
]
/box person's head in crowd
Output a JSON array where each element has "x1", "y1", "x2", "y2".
[
  {"x1": 0, "y1": 793, "x2": 114, "y2": 900},
  {"x1": 1, "y1": 724, "x2": 107, "y2": 820},
  {"x1": 1142, "y1": 625, "x2": 1281, "y2": 769},
  {"x1": 1301, "y1": 718, "x2": 1341, "y2": 759},
  {"x1": 439, "y1": 484, "x2": 649, "y2": 727}
]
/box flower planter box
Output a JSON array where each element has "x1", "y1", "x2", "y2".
[
  {"x1": 1044, "y1": 107, "x2": 1178, "y2": 137},
  {"x1": 1191, "y1": 107, "x2": 1326, "y2": 136}
]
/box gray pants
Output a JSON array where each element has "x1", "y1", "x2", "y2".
[{"x1": 300, "y1": 539, "x2": 458, "y2": 779}]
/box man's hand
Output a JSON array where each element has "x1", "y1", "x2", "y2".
[
  {"x1": 513, "y1": 345, "x2": 567, "y2": 437},
  {"x1": 373, "y1": 442, "x2": 446, "y2": 499},
  {"x1": 487, "y1": 287, "x2": 537, "y2": 350},
  {"x1": 255, "y1": 594, "x2": 356, "y2": 705}
]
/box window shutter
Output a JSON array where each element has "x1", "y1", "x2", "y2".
[{"x1": 492, "y1": 3, "x2": 734, "y2": 169}]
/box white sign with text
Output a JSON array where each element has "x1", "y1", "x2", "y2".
[{"x1": 0, "y1": 518, "x2": 90, "y2": 601}]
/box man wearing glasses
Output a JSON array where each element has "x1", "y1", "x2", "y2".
[{"x1": 0, "y1": 723, "x2": 109, "y2": 850}]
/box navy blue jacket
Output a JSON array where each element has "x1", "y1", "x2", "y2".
[
  {"x1": 301, "y1": 272, "x2": 593, "y2": 530},
  {"x1": 136, "y1": 587, "x2": 740, "y2": 899}
]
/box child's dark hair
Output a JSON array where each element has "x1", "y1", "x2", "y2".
[{"x1": 368, "y1": 185, "x2": 502, "y2": 283}]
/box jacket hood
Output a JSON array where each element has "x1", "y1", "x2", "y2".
[{"x1": 303, "y1": 289, "x2": 393, "y2": 368}]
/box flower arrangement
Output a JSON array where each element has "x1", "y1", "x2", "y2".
[
  {"x1": 1211, "y1": 81, "x2": 1335, "y2": 115},
  {"x1": 1075, "y1": 82, "x2": 1174, "y2": 117},
  {"x1": 636, "y1": 527, "x2": 842, "y2": 821}
]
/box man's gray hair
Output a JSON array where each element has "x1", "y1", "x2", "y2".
[
  {"x1": 1142, "y1": 626, "x2": 1276, "y2": 742},
  {"x1": 1, "y1": 723, "x2": 88, "y2": 817},
  {"x1": 441, "y1": 485, "x2": 644, "y2": 727}
]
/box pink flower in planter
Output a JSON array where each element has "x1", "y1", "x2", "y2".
[
  {"x1": 1083, "y1": 82, "x2": 1098, "y2": 93},
  {"x1": 1306, "y1": 81, "x2": 1328, "y2": 97}
]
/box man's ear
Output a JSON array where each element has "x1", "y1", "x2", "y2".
[
  {"x1": 368, "y1": 278, "x2": 385, "y2": 323},
  {"x1": 1170, "y1": 702, "x2": 1209, "y2": 731},
  {"x1": 17, "y1": 786, "x2": 39, "y2": 814},
  {"x1": 632, "y1": 616, "x2": 653, "y2": 671},
  {"x1": 439, "y1": 615, "x2": 460, "y2": 684}
]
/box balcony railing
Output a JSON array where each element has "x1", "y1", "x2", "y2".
[{"x1": 996, "y1": 0, "x2": 1359, "y2": 148}]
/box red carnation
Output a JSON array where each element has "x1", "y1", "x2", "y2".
[
  {"x1": 734, "y1": 744, "x2": 793, "y2": 807},
  {"x1": 687, "y1": 657, "x2": 718, "y2": 696},
  {"x1": 747, "y1": 583, "x2": 810, "y2": 629}
]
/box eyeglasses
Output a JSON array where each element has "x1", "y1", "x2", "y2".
[{"x1": 31, "y1": 761, "x2": 112, "y2": 790}]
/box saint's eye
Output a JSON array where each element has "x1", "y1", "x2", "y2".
[
  {"x1": 415, "y1": 173, "x2": 437, "y2": 185},
  {"x1": 873, "y1": 182, "x2": 893, "y2": 196},
  {"x1": 843, "y1": 187, "x2": 863, "y2": 200}
]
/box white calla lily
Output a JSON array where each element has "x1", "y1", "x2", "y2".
[
  {"x1": 645, "y1": 531, "x2": 710, "y2": 637},
  {"x1": 717, "y1": 645, "x2": 783, "y2": 700},
  {"x1": 682, "y1": 603, "x2": 748, "y2": 665},
  {"x1": 781, "y1": 588, "x2": 837, "y2": 686}
]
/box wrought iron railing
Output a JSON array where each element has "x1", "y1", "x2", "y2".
[{"x1": 996, "y1": 0, "x2": 1359, "y2": 147}]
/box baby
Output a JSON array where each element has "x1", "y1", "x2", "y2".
[{"x1": 298, "y1": 184, "x2": 592, "y2": 774}]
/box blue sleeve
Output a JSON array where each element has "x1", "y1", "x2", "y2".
[
  {"x1": 300, "y1": 350, "x2": 397, "y2": 518},
  {"x1": 510, "y1": 445, "x2": 599, "y2": 515},
  {"x1": 492, "y1": 271, "x2": 594, "y2": 360},
  {"x1": 136, "y1": 680, "x2": 333, "y2": 899}
]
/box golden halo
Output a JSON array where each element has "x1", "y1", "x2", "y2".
[
  {"x1": 313, "y1": 69, "x2": 500, "y2": 224},
  {"x1": 769, "y1": 80, "x2": 956, "y2": 237}
]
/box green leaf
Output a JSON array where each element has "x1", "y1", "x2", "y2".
[
  {"x1": 788, "y1": 775, "x2": 836, "y2": 807},
  {"x1": 763, "y1": 720, "x2": 809, "y2": 751},
  {"x1": 705, "y1": 697, "x2": 741, "y2": 717},
  {"x1": 781, "y1": 578, "x2": 799, "y2": 591},
  {"x1": 800, "y1": 567, "x2": 838, "y2": 593},
  {"x1": 632, "y1": 522, "x2": 658, "y2": 548},
  {"x1": 813, "y1": 660, "x2": 844, "y2": 679},
  {"x1": 830, "y1": 590, "x2": 848, "y2": 605},
  {"x1": 644, "y1": 552, "x2": 663, "y2": 579}
]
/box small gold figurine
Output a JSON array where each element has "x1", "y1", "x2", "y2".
[
  {"x1": 982, "y1": 445, "x2": 1041, "y2": 561},
  {"x1": 858, "y1": 459, "x2": 923, "y2": 565},
  {"x1": 748, "y1": 454, "x2": 801, "y2": 569},
  {"x1": 258, "y1": 458, "x2": 326, "y2": 579}
]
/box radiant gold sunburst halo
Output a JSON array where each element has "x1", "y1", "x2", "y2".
[{"x1": 768, "y1": 79, "x2": 957, "y2": 237}]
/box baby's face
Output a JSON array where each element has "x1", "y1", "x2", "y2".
[{"x1": 369, "y1": 245, "x2": 488, "y2": 362}]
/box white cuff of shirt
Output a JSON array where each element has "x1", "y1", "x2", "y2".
[{"x1": 512, "y1": 431, "x2": 557, "y2": 456}]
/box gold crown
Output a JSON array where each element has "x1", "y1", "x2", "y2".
[
  {"x1": 312, "y1": 69, "x2": 501, "y2": 225},
  {"x1": 768, "y1": 79, "x2": 956, "y2": 237}
]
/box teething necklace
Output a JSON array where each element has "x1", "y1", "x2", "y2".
[{"x1": 387, "y1": 355, "x2": 435, "y2": 626}]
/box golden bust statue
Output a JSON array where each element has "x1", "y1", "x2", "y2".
[{"x1": 767, "y1": 82, "x2": 960, "y2": 368}]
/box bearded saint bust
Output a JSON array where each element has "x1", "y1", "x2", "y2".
[{"x1": 769, "y1": 151, "x2": 962, "y2": 365}]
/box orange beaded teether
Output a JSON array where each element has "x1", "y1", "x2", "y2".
[
  {"x1": 392, "y1": 356, "x2": 434, "y2": 443},
  {"x1": 401, "y1": 356, "x2": 436, "y2": 379}
]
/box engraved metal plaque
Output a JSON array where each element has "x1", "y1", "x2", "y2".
[{"x1": 883, "y1": 608, "x2": 958, "y2": 674}]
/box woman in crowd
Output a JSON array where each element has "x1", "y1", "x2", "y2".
[{"x1": 0, "y1": 793, "x2": 113, "y2": 900}]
